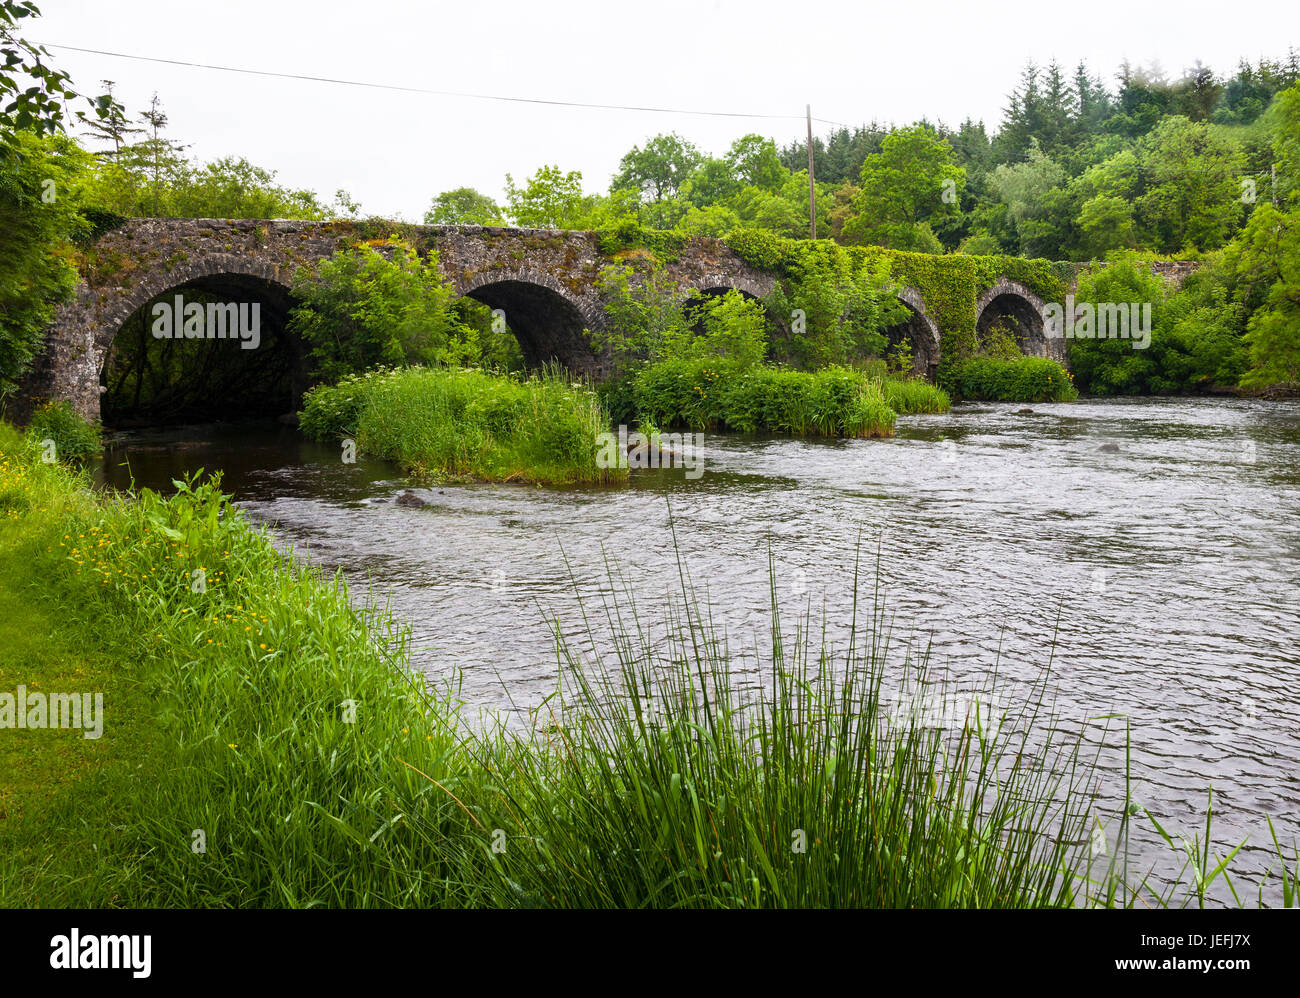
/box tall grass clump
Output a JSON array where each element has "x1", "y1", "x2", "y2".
[
  {"x1": 23, "y1": 399, "x2": 102, "y2": 462},
  {"x1": 882, "y1": 377, "x2": 951, "y2": 414},
  {"x1": 300, "y1": 365, "x2": 626, "y2": 485},
  {"x1": 449, "y1": 553, "x2": 1099, "y2": 908},
  {"x1": 449, "y1": 548, "x2": 1299, "y2": 909}
]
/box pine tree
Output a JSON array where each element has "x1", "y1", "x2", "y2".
[{"x1": 79, "y1": 81, "x2": 142, "y2": 159}]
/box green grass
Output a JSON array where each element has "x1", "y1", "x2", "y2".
[
  {"x1": 0, "y1": 423, "x2": 1294, "y2": 908},
  {"x1": 0, "y1": 434, "x2": 158, "y2": 906},
  {"x1": 882, "y1": 376, "x2": 952, "y2": 414},
  {"x1": 300, "y1": 365, "x2": 626, "y2": 486},
  {"x1": 22, "y1": 399, "x2": 102, "y2": 463}
]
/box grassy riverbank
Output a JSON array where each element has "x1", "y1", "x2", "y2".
[
  {"x1": 0, "y1": 424, "x2": 1294, "y2": 908},
  {"x1": 300, "y1": 365, "x2": 626, "y2": 486}
]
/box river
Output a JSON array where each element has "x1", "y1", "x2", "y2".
[{"x1": 96, "y1": 397, "x2": 1300, "y2": 903}]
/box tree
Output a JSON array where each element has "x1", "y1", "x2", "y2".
[
  {"x1": 676, "y1": 290, "x2": 768, "y2": 368},
  {"x1": 1270, "y1": 81, "x2": 1300, "y2": 206},
  {"x1": 0, "y1": 2, "x2": 115, "y2": 397},
  {"x1": 1231, "y1": 204, "x2": 1300, "y2": 387},
  {"x1": 1, "y1": 0, "x2": 118, "y2": 145},
  {"x1": 725, "y1": 134, "x2": 786, "y2": 191},
  {"x1": 590, "y1": 262, "x2": 690, "y2": 373},
  {"x1": 504, "y1": 165, "x2": 586, "y2": 228},
  {"x1": 119, "y1": 93, "x2": 189, "y2": 216},
  {"x1": 424, "y1": 187, "x2": 504, "y2": 225},
  {"x1": 170, "y1": 157, "x2": 326, "y2": 219},
  {"x1": 990, "y1": 140, "x2": 1073, "y2": 257},
  {"x1": 684, "y1": 156, "x2": 739, "y2": 207},
  {"x1": 0, "y1": 132, "x2": 92, "y2": 395},
  {"x1": 1108, "y1": 61, "x2": 1173, "y2": 138},
  {"x1": 843, "y1": 125, "x2": 964, "y2": 251},
  {"x1": 79, "y1": 80, "x2": 142, "y2": 159},
  {"x1": 1174, "y1": 61, "x2": 1222, "y2": 122},
  {"x1": 765, "y1": 254, "x2": 901, "y2": 368},
  {"x1": 1134, "y1": 116, "x2": 1244, "y2": 252},
  {"x1": 82, "y1": 142, "x2": 329, "y2": 220},
  {"x1": 1077, "y1": 194, "x2": 1137, "y2": 256},
  {"x1": 288, "y1": 241, "x2": 469, "y2": 381},
  {"x1": 675, "y1": 203, "x2": 739, "y2": 237},
  {"x1": 612, "y1": 132, "x2": 701, "y2": 205}
]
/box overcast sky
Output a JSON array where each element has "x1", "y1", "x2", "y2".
[{"x1": 28, "y1": 0, "x2": 1300, "y2": 219}]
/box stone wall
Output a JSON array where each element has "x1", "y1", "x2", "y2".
[
  {"x1": 16, "y1": 219, "x2": 779, "y2": 423},
  {"x1": 19, "y1": 217, "x2": 1170, "y2": 425}
]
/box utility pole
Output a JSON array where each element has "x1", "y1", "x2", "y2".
[{"x1": 806, "y1": 104, "x2": 816, "y2": 240}]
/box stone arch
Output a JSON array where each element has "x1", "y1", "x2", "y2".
[
  {"x1": 975, "y1": 279, "x2": 1050, "y2": 358},
  {"x1": 883, "y1": 286, "x2": 942, "y2": 379},
  {"x1": 458, "y1": 270, "x2": 600, "y2": 374},
  {"x1": 93, "y1": 254, "x2": 295, "y2": 355},
  {"x1": 678, "y1": 271, "x2": 775, "y2": 302},
  {"x1": 97, "y1": 253, "x2": 302, "y2": 425}
]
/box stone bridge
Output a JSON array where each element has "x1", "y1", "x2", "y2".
[{"x1": 18, "y1": 217, "x2": 1194, "y2": 424}]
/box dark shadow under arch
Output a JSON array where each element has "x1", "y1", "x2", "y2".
[
  {"x1": 976, "y1": 282, "x2": 1048, "y2": 357},
  {"x1": 100, "y1": 272, "x2": 303, "y2": 427},
  {"x1": 882, "y1": 290, "x2": 941, "y2": 380},
  {"x1": 681, "y1": 285, "x2": 770, "y2": 334},
  {"x1": 462, "y1": 279, "x2": 594, "y2": 371}
]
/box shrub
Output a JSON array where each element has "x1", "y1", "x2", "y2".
[
  {"x1": 940, "y1": 356, "x2": 1078, "y2": 403},
  {"x1": 24, "y1": 400, "x2": 101, "y2": 462},
  {"x1": 633, "y1": 359, "x2": 901, "y2": 437},
  {"x1": 289, "y1": 241, "x2": 474, "y2": 382}
]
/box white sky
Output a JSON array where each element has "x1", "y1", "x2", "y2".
[{"x1": 28, "y1": 0, "x2": 1300, "y2": 219}]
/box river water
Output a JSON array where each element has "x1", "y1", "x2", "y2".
[{"x1": 97, "y1": 397, "x2": 1300, "y2": 903}]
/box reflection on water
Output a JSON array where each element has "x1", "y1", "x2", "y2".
[{"x1": 97, "y1": 398, "x2": 1300, "y2": 900}]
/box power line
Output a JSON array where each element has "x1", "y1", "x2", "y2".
[{"x1": 47, "y1": 43, "x2": 852, "y2": 130}]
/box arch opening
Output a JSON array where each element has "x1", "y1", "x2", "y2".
[
  {"x1": 462, "y1": 279, "x2": 593, "y2": 373},
  {"x1": 100, "y1": 273, "x2": 302, "y2": 428},
  {"x1": 681, "y1": 285, "x2": 767, "y2": 333},
  {"x1": 882, "y1": 299, "x2": 940, "y2": 380},
  {"x1": 977, "y1": 291, "x2": 1047, "y2": 357}
]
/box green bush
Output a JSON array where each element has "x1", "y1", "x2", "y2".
[
  {"x1": 633, "y1": 358, "x2": 901, "y2": 437},
  {"x1": 24, "y1": 400, "x2": 101, "y2": 462},
  {"x1": 289, "y1": 240, "x2": 478, "y2": 382},
  {"x1": 940, "y1": 356, "x2": 1078, "y2": 402}
]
